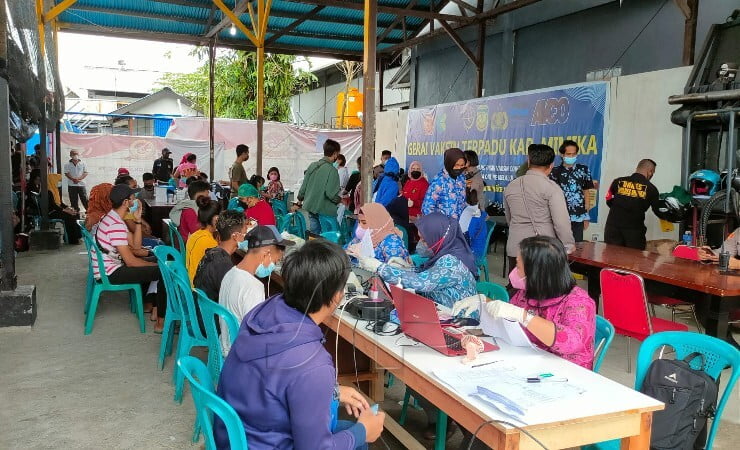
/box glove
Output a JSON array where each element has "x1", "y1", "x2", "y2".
[
  {"x1": 387, "y1": 256, "x2": 412, "y2": 269},
  {"x1": 357, "y1": 256, "x2": 382, "y2": 273},
  {"x1": 407, "y1": 199, "x2": 414, "y2": 207},
  {"x1": 484, "y1": 300, "x2": 525, "y2": 323},
  {"x1": 451, "y1": 295, "x2": 483, "y2": 317}
]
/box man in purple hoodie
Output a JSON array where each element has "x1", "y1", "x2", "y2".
[{"x1": 215, "y1": 240, "x2": 386, "y2": 449}]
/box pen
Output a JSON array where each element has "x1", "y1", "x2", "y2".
[{"x1": 471, "y1": 360, "x2": 501, "y2": 368}]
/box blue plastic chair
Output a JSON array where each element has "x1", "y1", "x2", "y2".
[
  {"x1": 279, "y1": 212, "x2": 306, "y2": 239},
  {"x1": 271, "y1": 198, "x2": 288, "y2": 217},
  {"x1": 593, "y1": 315, "x2": 615, "y2": 373},
  {"x1": 77, "y1": 220, "x2": 95, "y2": 310},
  {"x1": 177, "y1": 356, "x2": 249, "y2": 450},
  {"x1": 163, "y1": 218, "x2": 186, "y2": 262},
  {"x1": 80, "y1": 227, "x2": 145, "y2": 335},
  {"x1": 475, "y1": 281, "x2": 509, "y2": 302},
  {"x1": 194, "y1": 289, "x2": 240, "y2": 383},
  {"x1": 153, "y1": 245, "x2": 187, "y2": 371},
  {"x1": 476, "y1": 221, "x2": 496, "y2": 282},
  {"x1": 395, "y1": 224, "x2": 409, "y2": 248},
  {"x1": 320, "y1": 231, "x2": 341, "y2": 243}
]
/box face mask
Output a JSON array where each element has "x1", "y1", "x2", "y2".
[
  {"x1": 355, "y1": 226, "x2": 367, "y2": 240},
  {"x1": 255, "y1": 254, "x2": 275, "y2": 278},
  {"x1": 448, "y1": 168, "x2": 463, "y2": 178},
  {"x1": 71, "y1": 156, "x2": 79, "y2": 161},
  {"x1": 269, "y1": 174, "x2": 278, "y2": 181},
  {"x1": 144, "y1": 184, "x2": 154, "y2": 191},
  {"x1": 237, "y1": 200, "x2": 249, "y2": 210},
  {"x1": 563, "y1": 156, "x2": 577, "y2": 165},
  {"x1": 410, "y1": 171, "x2": 422, "y2": 179},
  {"x1": 416, "y1": 241, "x2": 434, "y2": 258},
  {"x1": 129, "y1": 200, "x2": 139, "y2": 213},
  {"x1": 508, "y1": 268, "x2": 527, "y2": 291}
]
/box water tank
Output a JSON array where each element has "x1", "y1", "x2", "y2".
[{"x1": 336, "y1": 88, "x2": 363, "y2": 128}]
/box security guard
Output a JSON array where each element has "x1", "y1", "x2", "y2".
[{"x1": 604, "y1": 159, "x2": 665, "y2": 250}]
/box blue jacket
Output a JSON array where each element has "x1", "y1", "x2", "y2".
[
  {"x1": 466, "y1": 211, "x2": 489, "y2": 261},
  {"x1": 374, "y1": 158, "x2": 400, "y2": 207},
  {"x1": 215, "y1": 295, "x2": 366, "y2": 449}
]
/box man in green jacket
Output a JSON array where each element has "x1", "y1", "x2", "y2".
[{"x1": 297, "y1": 139, "x2": 342, "y2": 234}]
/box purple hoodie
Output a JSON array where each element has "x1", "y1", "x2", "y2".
[{"x1": 214, "y1": 294, "x2": 366, "y2": 449}]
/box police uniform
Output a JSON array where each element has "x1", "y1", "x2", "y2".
[{"x1": 604, "y1": 172, "x2": 662, "y2": 250}]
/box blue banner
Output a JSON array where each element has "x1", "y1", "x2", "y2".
[{"x1": 405, "y1": 82, "x2": 608, "y2": 221}]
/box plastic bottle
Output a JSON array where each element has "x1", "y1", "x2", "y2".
[{"x1": 682, "y1": 230, "x2": 692, "y2": 246}]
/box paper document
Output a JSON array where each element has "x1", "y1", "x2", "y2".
[{"x1": 479, "y1": 301, "x2": 535, "y2": 348}]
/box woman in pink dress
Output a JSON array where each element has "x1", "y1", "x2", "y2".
[{"x1": 173, "y1": 153, "x2": 199, "y2": 186}]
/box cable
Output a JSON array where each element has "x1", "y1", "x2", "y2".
[
  {"x1": 605, "y1": 0, "x2": 670, "y2": 76},
  {"x1": 466, "y1": 419, "x2": 549, "y2": 450},
  {"x1": 441, "y1": 59, "x2": 470, "y2": 104}
]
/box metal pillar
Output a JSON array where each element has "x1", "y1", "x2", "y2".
[
  {"x1": 475, "y1": 0, "x2": 485, "y2": 97},
  {"x1": 256, "y1": 44, "x2": 265, "y2": 176},
  {"x1": 378, "y1": 59, "x2": 384, "y2": 112},
  {"x1": 0, "y1": 77, "x2": 16, "y2": 290},
  {"x1": 208, "y1": 39, "x2": 216, "y2": 180},
  {"x1": 361, "y1": 0, "x2": 377, "y2": 204}
]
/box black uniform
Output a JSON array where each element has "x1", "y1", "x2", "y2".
[
  {"x1": 152, "y1": 157, "x2": 174, "y2": 183},
  {"x1": 604, "y1": 172, "x2": 662, "y2": 250}
]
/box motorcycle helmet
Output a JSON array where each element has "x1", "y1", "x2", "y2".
[
  {"x1": 656, "y1": 197, "x2": 688, "y2": 223},
  {"x1": 689, "y1": 169, "x2": 720, "y2": 197}
]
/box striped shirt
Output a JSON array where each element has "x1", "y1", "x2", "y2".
[{"x1": 91, "y1": 210, "x2": 128, "y2": 278}]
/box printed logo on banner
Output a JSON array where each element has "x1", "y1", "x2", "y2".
[
  {"x1": 405, "y1": 82, "x2": 608, "y2": 222},
  {"x1": 129, "y1": 139, "x2": 157, "y2": 160}
]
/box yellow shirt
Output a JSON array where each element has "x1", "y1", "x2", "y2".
[
  {"x1": 186, "y1": 229, "x2": 218, "y2": 283},
  {"x1": 48, "y1": 173, "x2": 62, "y2": 205}
]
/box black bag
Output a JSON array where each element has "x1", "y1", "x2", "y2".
[{"x1": 640, "y1": 352, "x2": 718, "y2": 450}]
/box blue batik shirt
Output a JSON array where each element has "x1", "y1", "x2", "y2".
[
  {"x1": 346, "y1": 233, "x2": 410, "y2": 264},
  {"x1": 550, "y1": 163, "x2": 594, "y2": 222},
  {"x1": 421, "y1": 170, "x2": 467, "y2": 219}
]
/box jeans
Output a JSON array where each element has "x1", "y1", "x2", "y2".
[
  {"x1": 335, "y1": 420, "x2": 368, "y2": 450},
  {"x1": 308, "y1": 212, "x2": 321, "y2": 234},
  {"x1": 142, "y1": 237, "x2": 165, "y2": 248},
  {"x1": 68, "y1": 186, "x2": 88, "y2": 211},
  {"x1": 108, "y1": 265, "x2": 166, "y2": 318},
  {"x1": 571, "y1": 221, "x2": 585, "y2": 242}
]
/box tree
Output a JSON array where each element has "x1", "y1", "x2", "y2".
[{"x1": 160, "y1": 50, "x2": 317, "y2": 122}]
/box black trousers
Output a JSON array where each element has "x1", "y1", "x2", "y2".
[
  {"x1": 108, "y1": 265, "x2": 166, "y2": 318},
  {"x1": 571, "y1": 221, "x2": 585, "y2": 242},
  {"x1": 49, "y1": 210, "x2": 81, "y2": 243},
  {"x1": 604, "y1": 225, "x2": 646, "y2": 250},
  {"x1": 68, "y1": 186, "x2": 88, "y2": 210}
]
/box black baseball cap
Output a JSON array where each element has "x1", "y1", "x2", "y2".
[
  {"x1": 162, "y1": 148, "x2": 172, "y2": 155},
  {"x1": 110, "y1": 183, "x2": 141, "y2": 204},
  {"x1": 246, "y1": 225, "x2": 295, "y2": 249}
]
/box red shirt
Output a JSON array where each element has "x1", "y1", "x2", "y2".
[
  {"x1": 402, "y1": 178, "x2": 430, "y2": 217},
  {"x1": 246, "y1": 199, "x2": 276, "y2": 226},
  {"x1": 179, "y1": 208, "x2": 200, "y2": 242}
]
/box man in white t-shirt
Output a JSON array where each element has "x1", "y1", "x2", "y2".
[
  {"x1": 63, "y1": 149, "x2": 89, "y2": 211},
  {"x1": 218, "y1": 225, "x2": 293, "y2": 355}
]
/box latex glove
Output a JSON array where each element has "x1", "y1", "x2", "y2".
[
  {"x1": 451, "y1": 295, "x2": 483, "y2": 316},
  {"x1": 407, "y1": 199, "x2": 414, "y2": 207},
  {"x1": 357, "y1": 256, "x2": 382, "y2": 273},
  {"x1": 485, "y1": 300, "x2": 525, "y2": 323},
  {"x1": 387, "y1": 256, "x2": 412, "y2": 269}
]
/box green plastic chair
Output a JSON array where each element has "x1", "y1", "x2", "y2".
[
  {"x1": 279, "y1": 212, "x2": 306, "y2": 239},
  {"x1": 399, "y1": 391, "x2": 447, "y2": 450},
  {"x1": 177, "y1": 356, "x2": 249, "y2": 450},
  {"x1": 163, "y1": 218, "x2": 186, "y2": 262},
  {"x1": 395, "y1": 224, "x2": 409, "y2": 248},
  {"x1": 475, "y1": 281, "x2": 509, "y2": 302},
  {"x1": 318, "y1": 214, "x2": 340, "y2": 233},
  {"x1": 80, "y1": 227, "x2": 145, "y2": 335},
  {"x1": 593, "y1": 315, "x2": 615, "y2": 373},
  {"x1": 476, "y1": 221, "x2": 497, "y2": 282},
  {"x1": 153, "y1": 246, "x2": 187, "y2": 371},
  {"x1": 271, "y1": 198, "x2": 288, "y2": 217},
  {"x1": 194, "y1": 289, "x2": 240, "y2": 383},
  {"x1": 77, "y1": 220, "x2": 94, "y2": 310},
  {"x1": 320, "y1": 231, "x2": 341, "y2": 243}
]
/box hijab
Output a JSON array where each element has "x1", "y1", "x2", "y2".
[
  {"x1": 179, "y1": 153, "x2": 194, "y2": 165},
  {"x1": 443, "y1": 148, "x2": 466, "y2": 176},
  {"x1": 408, "y1": 160, "x2": 424, "y2": 179},
  {"x1": 416, "y1": 212, "x2": 476, "y2": 275},
  {"x1": 359, "y1": 203, "x2": 401, "y2": 247},
  {"x1": 85, "y1": 183, "x2": 113, "y2": 230}
]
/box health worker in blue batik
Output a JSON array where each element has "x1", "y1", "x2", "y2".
[
  {"x1": 345, "y1": 203, "x2": 410, "y2": 265},
  {"x1": 421, "y1": 148, "x2": 467, "y2": 219},
  {"x1": 549, "y1": 140, "x2": 596, "y2": 242}
]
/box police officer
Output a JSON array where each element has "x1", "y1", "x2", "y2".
[{"x1": 604, "y1": 159, "x2": 665, "y2": 250}]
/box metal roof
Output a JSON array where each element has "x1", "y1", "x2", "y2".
[{"x1": 54, "y1": 1, "x2": 541, "y2": 60}]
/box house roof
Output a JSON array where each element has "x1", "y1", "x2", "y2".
[{"x1": 109, "y1": 87, "x2": 200, "y2": 115}]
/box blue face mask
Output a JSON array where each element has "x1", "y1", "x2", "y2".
[
  {"x1": 255, "y1": 254, "x2": 275, "y2": 278},
  {"x1": 563, "y1": 156, "x2": 577, "y2": 165},
  {"x1": 129, "y1": 199, "x2": 139, "y2": 213},
  {"x1": 416, "y1": 241, "x2": 434, "y2": 258},
  {"x1": 333, "y1": 161, "x2": 339, "y2": 169},
  {"x1": 237, "y1": 239, "x2": 249, "y2": 251}
]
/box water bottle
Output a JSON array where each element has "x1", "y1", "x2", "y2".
[{"x1": 682, "y1": 230, "x2": 692, "y2": 246}]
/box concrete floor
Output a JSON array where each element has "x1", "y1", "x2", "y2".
[{"x1": 1, "y1": 245, "x2": 738, "y2": 449}]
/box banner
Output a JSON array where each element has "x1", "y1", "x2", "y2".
[{"x1": 405, "y1": 82, "x2": 608, "y2": 221}]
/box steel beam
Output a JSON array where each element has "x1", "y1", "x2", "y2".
[
  {"x1": 439, "y1": 20, "x2": 477, "y2": 65},
  {"x1": 43, "y1": 0, "x2": 79, "y2": 23},
  {"x1": 284, "y1": 0, "x2": 471, "y2": 24},
  {"x1": 206, "y1": 0, "x2": 249, "y2": 38},
  {"x1": 266, "y1": 5, "x2": 324, "y2": 44}
]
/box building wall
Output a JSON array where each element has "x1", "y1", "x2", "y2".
[{"x1": 130, "y1": 96, "x2": 201, "y2": 117}]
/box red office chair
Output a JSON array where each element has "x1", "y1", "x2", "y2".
[
  {"x1": 647, "y1": 245, "x2": 703, "y2": 332},
  {"x1": 600, "y1": 268, "x2": 688, "y2": 372}
]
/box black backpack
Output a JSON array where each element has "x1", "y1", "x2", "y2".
[{"x1": 640, "y1": 353, "x2": 719, "y2": 450}]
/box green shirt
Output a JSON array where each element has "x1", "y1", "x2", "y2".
[
  {"x1": 297, "y1": 157, "x2": 341, "y2": 216},
  {"x1": 229, "y1": 161, "x2": 248, "y2": 187}
]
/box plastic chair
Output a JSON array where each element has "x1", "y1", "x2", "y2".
[
  {"x1": 77, "y1": 220, "x2": 95, "y2": 310},
  {"x1": 271, "y1": 198, "x2": 288, "y2": 217},
  {"x1": 476, "y1": 221, "x2": 496, "y2": 282},
  {"x1": 279, "y1": 212, "x2": 306, "y2": 239},
  {"x1": 395, "y1": 224, "x2": 409, "y2": 248},
  {"x1": 153, "y1": 245, "x2": 187, "y2": 371},
  {"x1": 319, "y1": 214, "x2": 340, "y2": 233},
  {"x1": 320, "y1": 231, "x2": 341, "y2": 243},
  {"x1": 647, "y1": 245, "x2": 703, "y2": 332},
  {"x1": 177, "y1": 356, "x2": 249, "y2": 450},
  {"x1": 80, "y1": 228, "x2": 145, "y2": 335},
  {"x1": 600, "y1": 268, "x2": 688, "y2": 372},
  {"x1": 163, "y1": 218, "x2": 186, "y2": 262},
  {"x1": 593, "y1": 315, "x2": 615, "y2": 373},
  {"x1": 399, "y1": 390, "x2": 448, "y2": 450},
  {"x1": 194, "y1": 289, "x2": 240, "y2": 383},
  {"x1": 475, "y1": 281, "x2": 509, "y2": 302}
]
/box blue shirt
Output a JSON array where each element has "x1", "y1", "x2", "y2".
[
  {"x1": 550, "y1": 163, "x2": 594, "y2": 222},
  {"x1": 466, "y1": 212, "x2": 489, "y2": 261},
  {"x1": 377, "y1": 254, "x2": 477, "y2": 310},
  {"x1": 421, "y1": 170, "x2": 467, "y2": 220}
]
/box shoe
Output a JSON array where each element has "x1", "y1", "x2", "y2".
[{"x1": 422, "y1": 418, "x2": 458, "y2": 441}]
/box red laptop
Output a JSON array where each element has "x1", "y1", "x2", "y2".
[{"x1": 389, "y1": 285, "x2": 498, "y2": 356}]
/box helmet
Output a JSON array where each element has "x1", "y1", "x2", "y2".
[
  {"x1": 656, "y1": 197, "x2": 688, "y2": 223},
  {"x1": 689, "y1": 170, "x2": 720, "y2": 197}
]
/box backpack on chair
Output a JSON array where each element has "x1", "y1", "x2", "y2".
[{"x1": 640, "y1": 352, "x2": 719, "y2": 450}]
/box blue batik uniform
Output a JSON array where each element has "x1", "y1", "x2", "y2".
[{"x1": 421, "y1": 170, "x2": 467, "y2": 219}]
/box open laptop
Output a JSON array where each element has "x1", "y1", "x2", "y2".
[{"x1": 389, "y1": 285, "x2": 498, "y2": 356}]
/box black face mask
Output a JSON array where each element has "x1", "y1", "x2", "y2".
[
  {"x1": 448, "y1": 168, "x2": 463, "y2": 179},
  {"x1": 410, "y1": 171, "x2": 422, "y2": 179},
  {"x1": 238, "y1": 200, "x2": 249, "y2": 210}
]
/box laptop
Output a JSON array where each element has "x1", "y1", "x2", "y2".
[{"x1": 389, "y1": 285, "x2": 498, "y2": 357}]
